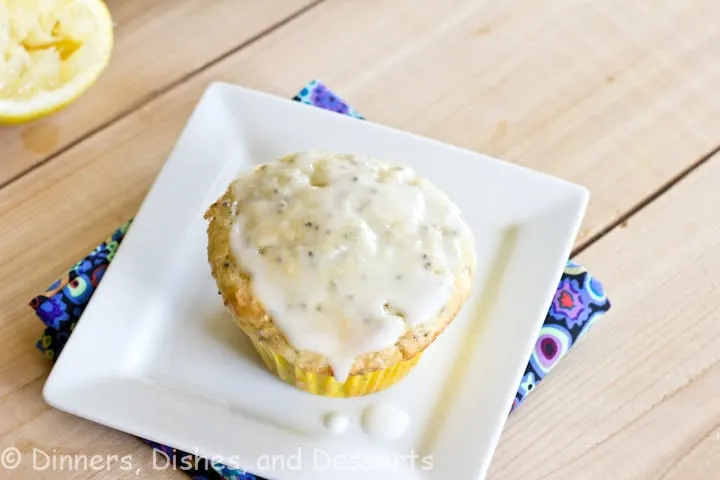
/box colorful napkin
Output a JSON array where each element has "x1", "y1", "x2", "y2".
[{"x1": 29, "y1": 80, "x2": 611, "y2": 480}]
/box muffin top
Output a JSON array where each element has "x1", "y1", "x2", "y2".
[{"x1": 225, "y1": 151, "x2": 475, "y2": 381}]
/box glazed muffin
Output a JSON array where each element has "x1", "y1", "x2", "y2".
[{"x1": 204, "y1": 151, "x2": 476, "y2": 397}]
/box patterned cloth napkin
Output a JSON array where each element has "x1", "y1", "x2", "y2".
[{"x1": 29, "y1": 81, "x2": 611, "y2": 480}]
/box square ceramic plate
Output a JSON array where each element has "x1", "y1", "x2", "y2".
[{"x1": 43, "y1": 83, "x2": 587, "y2": 480}]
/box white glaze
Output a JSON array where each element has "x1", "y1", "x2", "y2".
[
  {"x1": 361, "y1": 403, "x2": 410, "y2": 441},
  {"x1": 323, "y1": 412, "x2": 350, "y2": 435},
  {"x1": 228, "y1": 151, "x2": 475, "y2": 381}
]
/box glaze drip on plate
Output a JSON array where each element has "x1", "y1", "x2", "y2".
[
  {"x1": 228, "y1": 151, "x2": 475, "y2": 382},
  {"x1": 361, "y1": 403, "x2": 410, "y2": 441},
  {"x1": 323, "y1": 412, "x2": 350, "y2": 434}
]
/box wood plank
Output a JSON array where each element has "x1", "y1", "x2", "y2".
[
  {"x1": 1, "y1": 0, "x2": 720, "y2": 477},
  {"x1": 0, "y1": 0, "x2": 319, "y2": 186},
  {"x1": 488, "y1": 155, "x2": 720, "y2": 479},
  {"x1": 0, "y1": 394, "x2": 186, "y2": 479},
  {"x1": 658, "y1": 426, "x2": 720, "y2": 480}
]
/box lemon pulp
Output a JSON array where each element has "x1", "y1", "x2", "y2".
[{"x1": 0, "y1": 0, "x2": 113, "y2": 122}]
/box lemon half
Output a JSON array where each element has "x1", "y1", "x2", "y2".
[{"x1": 0, "y1": 0, "x2": 113, "y2": 124}]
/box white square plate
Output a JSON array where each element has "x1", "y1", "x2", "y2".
[{"x1": 43, "y1": 83, "x2": 587, "y2": 480}]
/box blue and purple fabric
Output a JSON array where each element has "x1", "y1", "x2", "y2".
[{"x1": 29, "y1": 80, "x2": 611, "y2": 480}]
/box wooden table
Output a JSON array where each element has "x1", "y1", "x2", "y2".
[{"x1": 2, "y1": 1, "x2": 719, "y2": 478}]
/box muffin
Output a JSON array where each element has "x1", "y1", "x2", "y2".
[{"x1": 204, "y1": 151, "x2": 476, "y2": 397}]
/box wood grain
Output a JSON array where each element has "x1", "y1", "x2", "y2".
[
  {"x1": 1, "y1": 386, "x2": 186, "y2": 479},
  {"x1": 0, "y1": 0, "x2": 319, "y2": 187},
  {"x1": 658, "y1": 426, "x2": 720, "y2": 480},
  {"x1": 1, "y1": 0, "x2": 720, "y2": 478},
  {"x1": 489, "y1": 154, "x2": 720, "y2": 479}
]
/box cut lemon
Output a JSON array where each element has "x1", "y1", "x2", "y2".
[{"x1": 0, "y1": 0, "x2": 113, "y2": 124}]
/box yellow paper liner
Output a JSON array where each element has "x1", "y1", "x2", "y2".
[{"x1": 248, "y1": 336, "x2": 422, "y2": 397}]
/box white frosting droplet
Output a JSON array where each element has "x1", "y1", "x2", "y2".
[
  {"x1": 361, "y1": 404, "x2": 409, "y2": 441},
  {"x1": 323, "y1": 412, "x2": 350, "y2": 435}
]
